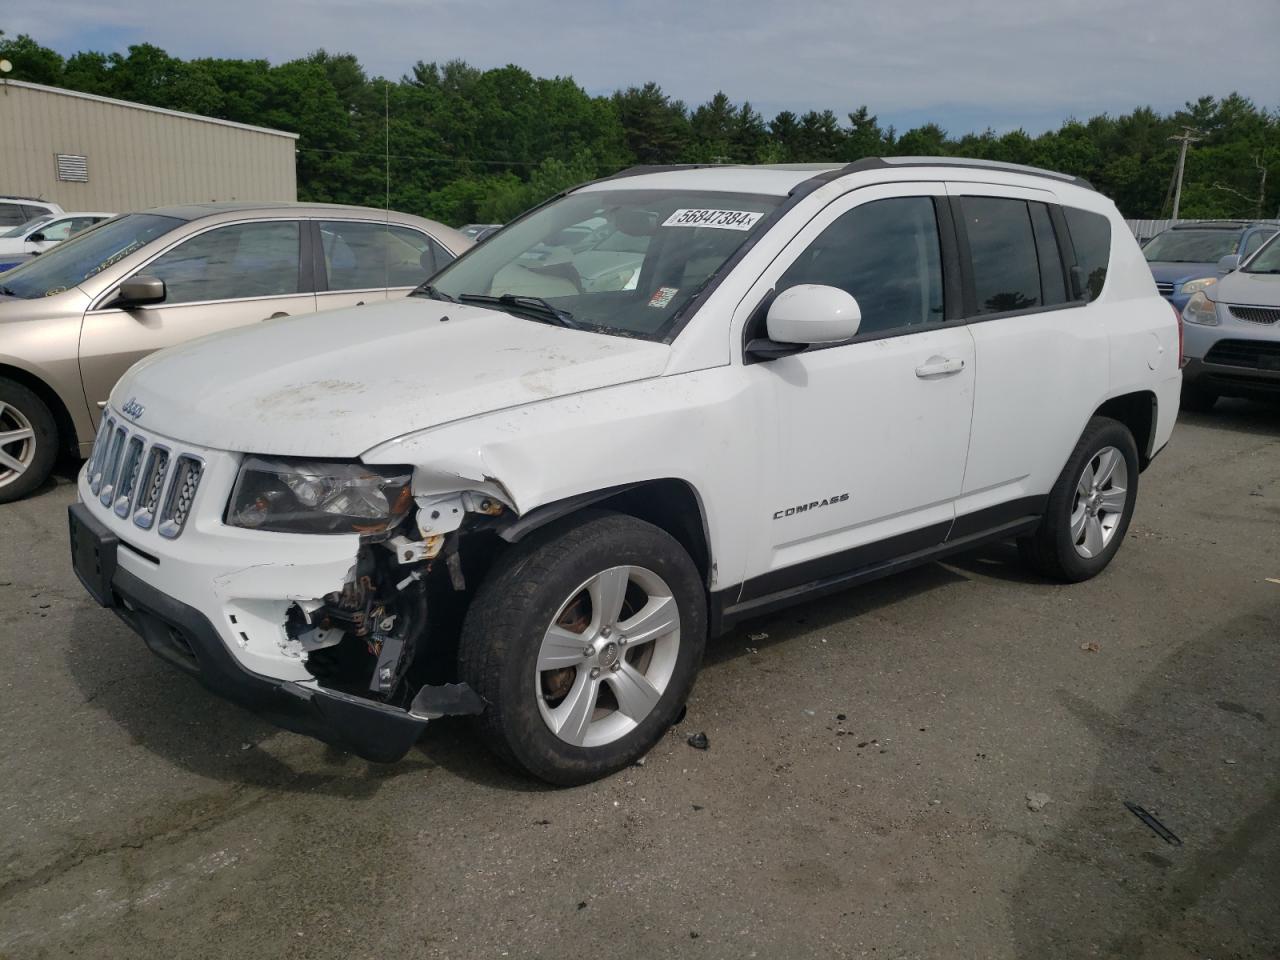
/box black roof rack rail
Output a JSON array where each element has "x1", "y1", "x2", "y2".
[
  {"x1": 588, "y1": 157, "x2": 1095, "y2": 192},
  {"x1": 809, "y1": 156, "x2": 1095, "y2": 191}
]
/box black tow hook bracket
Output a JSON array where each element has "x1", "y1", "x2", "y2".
[{"x1": 410, "y1": 682, "x2": 485, "y2": 720}]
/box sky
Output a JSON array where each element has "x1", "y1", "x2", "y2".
[{"x1": 8, "y1": 0, "x2": 1279, "y2": 136}]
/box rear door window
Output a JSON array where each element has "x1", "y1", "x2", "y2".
[
  {"x1": 320, "y1": 221, "x2": 442, "y2": 290},
  {"x1": 0, "y1": 203, "x2": 26, "y2": 227},
  {"x1": 1062, "y1": 208, "x2": 1112, "y2": 302},
  {"x1": 961, "y1": 196, "x2": 1043, "y2": 314}
]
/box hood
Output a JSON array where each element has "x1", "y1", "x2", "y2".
[
  {"x1": 1211, "y1": 270, "x2": 1280, "y2": 307},
  {"x1": 113, "y1": 298, "x2": 671, "y2": 457},
  {"x1": 1146, "y1": 260, "x2": 1219, "y2": 286}
]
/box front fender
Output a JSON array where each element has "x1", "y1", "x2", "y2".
[{"x1": 360, "y1": 370, "x2": 752, "y2": 592}]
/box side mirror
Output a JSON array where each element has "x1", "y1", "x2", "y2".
[
  {"x1": 116, "y1": 275, "x2": 167, "y2": 307},
  {"x1": 1217, "y1": 254, "x2": 1241, "y2": 275},
  {"x1": 766, "y1": 284, "x2": 861, "y2": 344},
  {"x1": 28, "y1": 232, "x2": 46, "y2": 243}
]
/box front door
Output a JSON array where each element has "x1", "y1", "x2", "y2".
[
  {"x1": 79, "y1": 219, "x2": 316, "y2": 418},
  {"x1": 737, "y1": 184, "x2": 975, "y2": 603}
]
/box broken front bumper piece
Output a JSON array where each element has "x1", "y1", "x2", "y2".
[{"x1": 69, "y1": 502, "x2": 483, "y2": 762}]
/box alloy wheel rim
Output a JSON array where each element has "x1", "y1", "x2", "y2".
[
  {"x1": 0, "y1": 401, "x2": 36, "y2": 489},
  {"x1": 535, "y1": 564, "x2": 681, "y2": 748},
  {"x1": 1071, "y1": 445, "x2": 1128, "y2": 559}
]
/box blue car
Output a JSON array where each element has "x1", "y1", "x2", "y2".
[{"x1": 1144, "y1": 221, "x2": 1278, "y2": 312}]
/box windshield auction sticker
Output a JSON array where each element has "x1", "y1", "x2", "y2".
[{"x1": 662, "y1": 209, "x2": 764, "y2": 231}]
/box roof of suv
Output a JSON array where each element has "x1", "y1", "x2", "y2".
[{"x1": 581, "y1": 156, "x2": 1095, "y2": 198}]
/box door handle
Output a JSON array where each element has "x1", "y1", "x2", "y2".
[
  {"x1": 262, "y1": 311, "x2": 290, "y2": 322},
  {"x1": 915, "y1": 356, "x2": 965, "y2": 378}
]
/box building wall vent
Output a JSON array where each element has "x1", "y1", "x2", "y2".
[{"x1": 55, "y1": 154, "x2": 89, "y2": 182}]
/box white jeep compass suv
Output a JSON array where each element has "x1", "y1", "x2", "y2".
[{"x1": 69, "y1": 158, "x2": 1180, "y2": 784}]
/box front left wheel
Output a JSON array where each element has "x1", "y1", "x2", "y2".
[
  {"x1": 0, "y1": 379, "x2": 59, "y2": 504},
  {"x1": 458, "y1": 511, "x2": 707, "y2": 786}
]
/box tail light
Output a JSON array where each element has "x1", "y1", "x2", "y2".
[{"x1": 1172, "y1": 302, "x2": 1185, "y2": 368}]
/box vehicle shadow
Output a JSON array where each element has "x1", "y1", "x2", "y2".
[
  {"x1": 1006, "y1": 607, "x2": 1280, "y2": 958},
  {"x1": 705, "y1": 559, "x2": 971, "y2": 665},
  {"x1": 65, "y1": 602, "x2": 427, "y2": 798},
  {"x1": 16, "y1": 454, "x2": 81, "y2": 503},
  {"x1": 1178, "y1": 397, "x2": 1280, "y2": 440},
  {"x1": 61, "y1": 539, "x2": 1049, "y2": 794}
]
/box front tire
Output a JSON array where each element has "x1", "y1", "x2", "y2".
[
  {"x1": 458, "y1": 511, "x2": 707, "y2": 786},
  {"x1": 0, "y1": 378, "x2": 58, "y2": 504},
  {"x1": 1018, "y1": 416, "x2": 1139, "y2": 583}
]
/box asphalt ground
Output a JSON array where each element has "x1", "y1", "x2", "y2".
[{"x1": 1, "y1": 401, "x2": 1277, "y2": 959}]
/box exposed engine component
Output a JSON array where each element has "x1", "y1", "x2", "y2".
[{"x1": 289, "y1": 543, "x2": 428, "y2": 700}]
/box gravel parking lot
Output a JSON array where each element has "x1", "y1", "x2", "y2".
[{"x1": 1, "y1": 403, "x2": 1277, "y2": 960}]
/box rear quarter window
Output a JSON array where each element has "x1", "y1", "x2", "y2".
[{"x1": 1063, "y1": 208, "x2": 1111, "y2": 302}]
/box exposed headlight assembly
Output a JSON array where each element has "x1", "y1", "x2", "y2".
[
  {"x1": 1179, "y1": 277, "x2": 1217, "y2": 296},
  {"x1": 1181, "y1": 291, "x2": 1219, "y2": 327},
  {"x1": 228, "y1": 457, "x2": 413, "y2": 535}
]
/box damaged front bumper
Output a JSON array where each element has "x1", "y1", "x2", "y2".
[{"x1": 69, "y1": 467, "x2": 483, "y2": 763}]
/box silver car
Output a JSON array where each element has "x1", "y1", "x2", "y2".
[
  {"x1": 1181, "y1": 231, "x2": 1280, "y2": 411},
  {"x1": 0, "y1": 202, "x2": 470, "y2": 501}
]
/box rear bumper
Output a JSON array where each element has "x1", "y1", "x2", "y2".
[{"x1": 69, "y1": 500, "x2": 446, "y2": 763}]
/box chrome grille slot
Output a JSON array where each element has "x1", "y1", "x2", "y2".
[
  {"x1": 98, "y1": 426, "x2": 128, "y2": 506},
  {"x1": 88, "y1": 417, "x2": 115, "y2": 496},
  {"x1": 157, "y1": 455, "x2": 203, "y2": 539},
  {"x1": 133, "y1": 446, "x2": 171, "y2": 530},
  {"x1": 1155, "y1": 282, "x2": 1174, "y2": 296},
  {"x1": 113, "y1": 436, "x2": 146, "y2": 518}
]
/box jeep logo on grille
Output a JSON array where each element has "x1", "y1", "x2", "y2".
[{"x1": 121, "y1": 397, "x2": 145, "y2": 420}]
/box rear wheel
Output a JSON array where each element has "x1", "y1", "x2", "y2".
[
  {"x1": 458, "y1": 511, "x2": 706, "y2": 785},
  {"x1": 1018, "y1": 416, "x2": 1139, "y2": 583},
  {"x1": 0, "y1": 379, "x2": 58, "y2": 504},
  {"x1": 1180, "y1": 382, "x2": 1218, "y2": 413}
]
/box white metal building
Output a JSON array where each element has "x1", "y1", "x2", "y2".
[{"x1": 0, "y1": 79, "x2": 298, "y2": 212}]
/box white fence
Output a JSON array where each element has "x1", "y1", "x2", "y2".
[{"x1": 1126, "y1": 218, "x2": 1280, "y2": 241}]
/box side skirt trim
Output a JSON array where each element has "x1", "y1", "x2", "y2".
[{"x1": 712, "y1": 502, "x2": 1044, "y2": 634}]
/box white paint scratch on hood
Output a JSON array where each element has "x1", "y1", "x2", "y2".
[{"x1": 111, "y1": 298, "x2": 671, "y2": 457}]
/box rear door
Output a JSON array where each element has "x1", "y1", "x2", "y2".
[
  {"x1": 78, "y1": 218, "x2": 316, "y2": 416},
  {"x1": 945, "y1": 184, "x2": 1108, "y2": 525},
  {"x1": 313, "y1": 220, "x2": 454, "y2": 312}
]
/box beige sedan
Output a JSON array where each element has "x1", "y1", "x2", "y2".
[{"x1": 0, "y1": 202, "x2": 471, "y2": 501}]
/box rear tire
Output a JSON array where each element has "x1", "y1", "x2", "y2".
[
  {"x1": 1180, "y1": 383, "x2": 1218, "y2": 413},
  {"x1": 458, "y1": 510, "x2": 706, "y2": 786},
  {"x1": 0, "y1": 378, "x2": 58, "y2": 504},
  {"x1": 1018, "y1": 416, "x2": 1139, "y2": 583}
]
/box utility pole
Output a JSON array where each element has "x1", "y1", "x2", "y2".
[{"x1": 1169, "y1": 127, "x2": 1200, "y2": 221}]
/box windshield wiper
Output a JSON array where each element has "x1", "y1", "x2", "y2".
[
  {"x1": 457, "y1": 293, "x2": 580, "y2": 329},
  {"x1": 410, "y1": 283, "x2": 456, "y2": 302},
  {"x1": 0, "y1": 285, "x2": 16, "y2": 297}
]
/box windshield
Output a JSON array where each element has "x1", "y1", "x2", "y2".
[
  {"x1": 1, "y1": 215, "x2": 54, "y2": 239},
  {"x1": 1143, "y1": 229, "x2": 1240, "y2": 263},
  {"x1": 0, "y1": 214, "x2": 181, "y2": 299},
  {"x1": 425, "y1": 189, "x2": 781, "y2": 341},
  {"x1": 1244, "y1": 232, "x2": 1280, "y2": 274}
]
